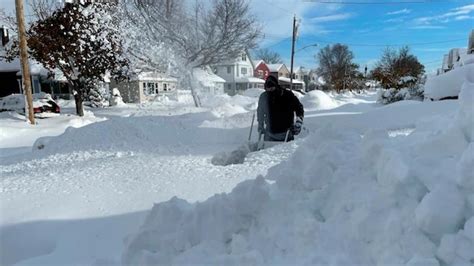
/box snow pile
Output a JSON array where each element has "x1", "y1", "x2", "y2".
[
  {"x1": 424, "y1": 63, "x2": 474, "y2": 100},
  {"x1": 300, "y1": 90, "x2": 338, "y2": 110},
  {"x1": 122, "y1": 82, "x2": 474, "y2": 265},
  {"x1": 109, "y1": 88, "x2": 126, "y2": 107},
  {"x1": 0, "y1": 94, "x2": 25, "y2": 112}
]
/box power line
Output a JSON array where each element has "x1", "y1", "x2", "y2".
[
  {"x1": 307, "y1": 37, "x2": 466, "y2": 47},
  {"x1": 304, "y1": 0, "x2": 451, "y2": 4}
]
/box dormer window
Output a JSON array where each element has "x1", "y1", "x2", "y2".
[{"x1": 241, "y1": 53, "x2": 247, "y2": 61}]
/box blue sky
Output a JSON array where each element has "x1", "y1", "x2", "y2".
[{"x1": 249, "y1": 0, "x2": 474, "y2": 73}]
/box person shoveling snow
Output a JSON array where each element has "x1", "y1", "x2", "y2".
[
  {"x1": 258, "y1": 75, "x2": 304, "y2": 142},
  {"x1": 211, "y1": 76, "x2": 304, "y2": 166}
]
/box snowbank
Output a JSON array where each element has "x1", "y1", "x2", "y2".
[
  {"x1": 300, "y1": 90, "x2": 339, "y2": 110},
  {"x1": 424, "y1": 63, "x2": 474, "y2": 100},
  {"x1": 122, "y1": 82, "x2": 474, "y2": 265}
]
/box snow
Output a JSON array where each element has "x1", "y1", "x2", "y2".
[
  {"x1": 300, "y1": 89, "x2": 339, "y2": 110},
  {"x1": 424, "y1": 59, "x2": 474, "y2": 100},
  {"x1": 121, "y1": 82, "x2": 474, "y2": 265},
  {"x1": 192, "y1": 67, "x2": 225, "y2": 85},
  {"x1": 1, "y1": 74, "x2": 473, "y2": 265}
]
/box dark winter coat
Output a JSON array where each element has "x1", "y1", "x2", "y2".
[{"x1": 257, "y1": 87, "x2": 304, "y2": 140}]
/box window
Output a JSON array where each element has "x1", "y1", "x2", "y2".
[
  {"x1": 227, "y1": 66, "x2": 231, "y2": 74},
  {"x1": 227, "y1": 84, "x2": 231, "y2": 91},
  {"x1": 257, "y1": 70, "x2": 263, "y2": 78},
  {"x1": 163, "y1": 83, "x2": 168, "y2": 91},
  {"x1": 241, "y1": 53, "x2": 246, "y2": 61},
  {"x1": 148, "y1": 83, "x2": 155, "y2": 95},
  {"x1": 143, "y1": 82, "x2": 147, "y2": 95},
  {"x1": 241, "y1": 67, "x2": 247, "y2": 75}
]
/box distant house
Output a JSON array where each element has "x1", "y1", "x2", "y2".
[
  {"x1": 193, "y1": 67, "x2": 225, "y2": 95},
  {"x1": 214, "y1": 51, "x2": 265, "y2": 95},
  {"x1": 253, "y1": 60, "x2": 270, "y2": 80},
  {"x1": 0, "y1": 57, "x2": 70, "y2": 98},
  {"x1": 294, "y1": 66, "x2": 310, "y2": 89},
  {"x1": 426, "y1": 30, "x2": 474, "y2": 100},
  {"x1": 110, "y1": 72, "x2": 178, "y2": 103},
  {"x1": 278, "y1": 77, "x2": 305, "y2": 91},
  {"x1": 468, "y1": 29, "x2": 474, "y2": 54},
  {"x1": 1, "y1": 27, "x2": 72, "y2": 99},
  {"x1": 267, "y1": 64, "x2": 289, "y2": 79}
]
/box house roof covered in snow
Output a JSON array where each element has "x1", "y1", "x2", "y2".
[
  {"x1": 0, "y1": 57, "x2": 49, "y2": 76},
  {"x1": 252, "y1": 60, "x2": 265, "y2": 68},
  {"x1": 267, "y1": 64, "x2": 288, "y2": 72},
  {"x1": 132, "y1": 72, "x2": 178, "y2": 82},
  {"x1": 193, "y1": 67, "x2": 226, "y2": 86},
  {"x1": 235, "y1": 76, "x2": 265, "y2": 84},
  {"x1": 278, "y1": 77, "x2": 305, "y2": 84}
]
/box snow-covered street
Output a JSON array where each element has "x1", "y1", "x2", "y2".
[{"x1": 1, "y1": 85, "x2": 473, "y2": 265}]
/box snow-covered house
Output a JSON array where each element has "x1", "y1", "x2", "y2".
[
  {"x1": 468, "y1": 29, "x2": 473, "y2": 54},
  {"x1": 214, "y1": 51, "x2": 265, "y2": 95},
  {"x1": 193, "y1": 67, "x2": 226, "y2": 95},
  {"x1": 295, "y1": 66, "x2": 310, "y2": 89},
  {"x1": 253, "y1": 60, "x2": 270, "y2": 80},
  {"x1": 267, "y1": 64, "x2": 289, "y2": 79},
  {"x1": 278, "y1": 77, "x2": 305, "y2": 91},
  {"x1": 0, "y1": 57, "x2": 48, "y2": 98},
  {"x1": 425, "y1": 31, "x2": 474, "y2": 100},
  {"x1": 110, "y1": 72, "x2": 178, "y2": 103}
]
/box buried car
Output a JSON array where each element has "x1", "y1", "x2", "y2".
[{"x1": 0, "y1": 93, "x2": 60, "y2": 114}]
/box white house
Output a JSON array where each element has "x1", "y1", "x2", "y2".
[
  {"x1": 214, "y1": 51, "x2": 265, "y2": 95},
  {"x1": 426, "y1": 30, "x2": 474, "y2": 100},
  {"x1": 110, "y1": 72, "x2": 178, "y2": 103},
  {"x1": 193, "y1": 67, "x2": 226, "y2": 95}
]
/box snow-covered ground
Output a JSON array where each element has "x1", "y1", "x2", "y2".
[{"x1": 1, "y1": 85, "x2": 473, "y2": 265}]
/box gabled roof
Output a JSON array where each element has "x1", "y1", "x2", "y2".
[
  {"x1": 267, "y1": 64, "x2": 288, "y2": 72},
  {"x1": 193, "y1": 67, "x2": 226, "y2": 85},
  {"x1": 132, "y1": 72, "x2": 178, "y2": 82},
  {"x1": 252, "y1": 60, "x2": 265, "y2": 68}
]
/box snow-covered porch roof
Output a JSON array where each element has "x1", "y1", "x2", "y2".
[
  {"x1": 235, "y1": 77, "x2": 265, "y2": 84},
  {"x1": 278, "y1": 77, "x2": 305, "y2": 85},
  {"x1": 193, "y1": 67, "x2": 226, "y2": 86},
  {"x1": 132, "y1": 72, "x2": 178, "y2": 83}
]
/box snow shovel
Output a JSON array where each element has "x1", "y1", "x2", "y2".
[{"x1": 211, "y1": 112, "x2": 259, "y2": 166}]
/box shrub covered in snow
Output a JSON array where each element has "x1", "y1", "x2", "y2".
[{"x1": 377, "y1": 83, "x2": 424, "y2": 105}]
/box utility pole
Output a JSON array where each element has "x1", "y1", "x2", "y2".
[
  {"x1": 289, "y1": 14, "x2": 297, "y2": 91},
  {"x1": 15, "y1": 0, "x2": 35, "y2": 124}
]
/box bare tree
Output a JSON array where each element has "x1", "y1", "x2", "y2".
[
  {"x1": 28, "y1": 0, "x2": 62, "y2": 20},
  {"x1": 316, "y1": 43, "x2": 360, "y2": 92},
  {"x1": 254, "y1": 48, "x2": 283, "y2": 64},
  {"x1": 370, "y1": 46, "x2": 424, "y2": 89},
  {"x1": 121, "y1": 0, "x2": 260, "y2": 106}
]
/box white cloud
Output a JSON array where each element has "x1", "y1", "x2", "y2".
[
  {"x1": 250, "y1": 0, "x2": 346, "y2": 47},
  {"x1": 310, "y1": 13, "x2": 353, "y2": 23},
  {"x1": 386, "y1": 9, "x2": 411, "y2": 15},
  {"x1": 410, "y1": 25, "x2": 446, "y2": 30},
  {"x1": 413, "y1": 4, "x2": 474, "y2": 25},
  {"x1": 454, "y1": 15, "x2": 472, "y2": 21},
  {"x1": 384, "y1": 18, "x2": 404, "y2": 23}
]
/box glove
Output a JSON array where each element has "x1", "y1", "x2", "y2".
[{"x1": 291, "y1": 117, "x2": 303, "y2": 135}]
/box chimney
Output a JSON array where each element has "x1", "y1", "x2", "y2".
[{"x1": 1, "y1": 27, "x2": 9, "y2": 46}]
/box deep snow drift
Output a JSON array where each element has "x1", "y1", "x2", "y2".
[{"x1": 122, "y1": 83, "x2": 474, "y2": 265}]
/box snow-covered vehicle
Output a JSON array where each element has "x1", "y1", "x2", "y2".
[{"x1": 0, "y1": 93, "x2": 60, "y2": 114}]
